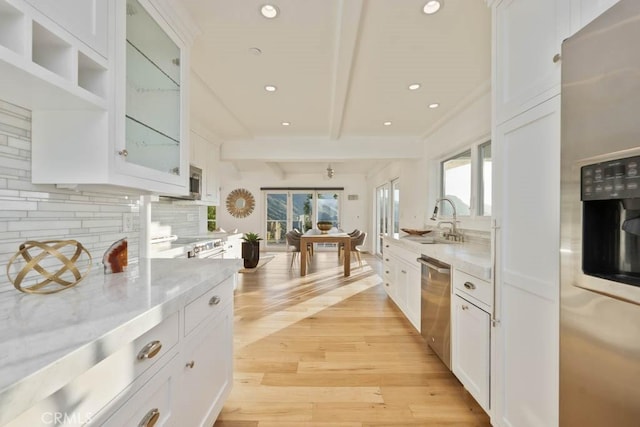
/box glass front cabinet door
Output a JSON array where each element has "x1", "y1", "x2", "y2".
[{"x1": 116, "y1": 0, "x2": 188, "y2": 194}]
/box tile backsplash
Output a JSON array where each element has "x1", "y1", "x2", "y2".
[
  {"x1": 0, "y1": 100, "x2": 140, "y2": 294},
  {"x1": 150, "y1": 200, "x2": 204, "y2": 238}
]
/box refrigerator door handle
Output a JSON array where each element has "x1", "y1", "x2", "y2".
[{"x1": 491, "y1": 219, "x2": 501, "y2": 327}]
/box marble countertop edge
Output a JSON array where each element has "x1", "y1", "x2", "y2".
[
  {"x1": 0, "y1": 258, "x2": 241, "y2": 425},
  {"x1": 387, "y1": 236, "x2": 492, "y2": 280}
]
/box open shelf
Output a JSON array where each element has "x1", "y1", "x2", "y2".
[
  {"x1": 0, "y1": 0, "x2": 24, "y2": 55},
  {"x1": 78, "y1": 51, "x2": 107, "y2": 98},
  {"x1": 32, "y1": 21, "x2": 73, "y2": 81}
]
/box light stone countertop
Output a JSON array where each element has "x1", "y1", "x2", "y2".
[
  {"x1": 385, "y1": 235, "x2": 492, "y2": 280},
  {"x1": 0, "y1": 258, "x2": 241, "y2": 425},
  {"x1": 149, "y1": 233, "x2": 244, "y2": 258}
]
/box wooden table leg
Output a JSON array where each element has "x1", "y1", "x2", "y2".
[
  {"x1": 343, "y1": 238, "x2": 351, "y2": 277},
  {"x1": 300, "y1": 244, "x2": 307, "y2": 276}
]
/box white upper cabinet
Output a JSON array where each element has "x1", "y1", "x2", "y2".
[
  {"x1": 570, "y1": 0, "x2": 620, "y2": 35},
  {"x1": 190, "y1": 131, "x2": 221, "y2": 205},
  {"x1": 0, "y1": 0, "x2": 109, "y2": 109},
  {"x1": 31, "y1": 0, "x2": 191, "y2": 195},
  {"x1": 115, "y1": 0, "x2": 187, "y2": 188},
  {"x1": 23, "y1": 0, "x2": 108, "y2": 57},
  {"x1": 494, "y1": 0, "x2": 571, "y2": 124}
]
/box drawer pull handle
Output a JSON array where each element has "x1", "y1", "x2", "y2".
[
  {"x1": 401, "y1": 270, "x2": 407, "y2": 274},
  {"x1": 118, "y1": 149, "x2": 129, "y2": 157},
  {"x1": 462, "y1": 305, "x2": 469, "y2": 311},
  {"x1": 138, "y1": 408, "x2": 160, "y2": 427},
  {"x1": 209, "y1": 295, "x2": 221, "y2": 306},
  {"x1": 385, "y1": 258, "x2": 389, "y2": 262},
  {"x1": 186, "y1": 360, "x2": 195, "y2": 369},
  {"x1": 137, "y1": 340, "x2": 162, "y2": 360},
  {"x1": 463, "y1": 281, "x2": 476, "y2": 290}
]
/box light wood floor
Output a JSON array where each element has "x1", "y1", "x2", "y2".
[{"x1": 214, "y1": 251, "x2": 491, "y2": 427}]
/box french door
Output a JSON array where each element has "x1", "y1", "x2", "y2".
[
  {"x1": 375, "y1": 183, "x2": 390, "y2": 256},
  {"x1": 265, "y1": 190, "x2": 342, "y2": 249}
]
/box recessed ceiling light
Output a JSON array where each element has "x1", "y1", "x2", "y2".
[
  {"x1": 383, "y1": 121, "x2": 392, "y2": 126},
  {"x1": 264, "y1": 85, "x2": 277, "y2": 92},
  {"x1": 429, "y1": 103, "x2": 440, "y2": 109},
  {"x1": 423, "y1": 1, "x2": 443, "y2": 15},
  {"x1": 260, "y1": 4, "x2": 279, "y2": 19},
  {"x1": 408, "y1": 83, "x2": 421, "y2": 91},
  {"x1": 281, "y1": 121, "x2": 290, "y2": 126}
]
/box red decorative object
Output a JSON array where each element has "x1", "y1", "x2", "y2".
[{"x1": 103, "y1": 238, "x2": 128, "y2": 274}]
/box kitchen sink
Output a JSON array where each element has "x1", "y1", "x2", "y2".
[{"x1": 419, "y1": 237, "x2": 460, "y2": 244}]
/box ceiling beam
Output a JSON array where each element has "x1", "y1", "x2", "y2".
[
  {"x1": 221, "y1": 137, "x2": 422, "y2": 161},
  {"x1": 328, "y1": 0, "x2": 365, "y2": 140}
]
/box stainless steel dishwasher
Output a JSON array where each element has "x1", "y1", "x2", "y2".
[{"x1": 417, "y1": 255, "x2": 451, "y2": 370}]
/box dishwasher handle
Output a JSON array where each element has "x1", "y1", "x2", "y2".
[{"x1": 416, "y1": 258, "x2": 450, "y2": 274}]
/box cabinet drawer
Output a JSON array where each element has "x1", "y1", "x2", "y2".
[
  {"x1": 453, "y1": 269, "x2": 492, "y2": 309},
  {"x1": 5, "y1": 312, "x2": 179, "y2": 426},
  {"x1": 184, "y1": 277, "x2": 234, "y2": 336},
  {"x1": 102, "y1": 356, "x2": 178, "y2": 427}
]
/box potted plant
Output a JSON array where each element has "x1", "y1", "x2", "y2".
[{"x1": 241, "y1": 232, "x2": 262, "y2": 268}]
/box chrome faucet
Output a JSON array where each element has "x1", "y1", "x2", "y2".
[{"x1": 430, "y1": 198, "x2": 463, "y2": 242}]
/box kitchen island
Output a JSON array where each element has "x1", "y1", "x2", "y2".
[{"x1": 0, "y1": 258, "x2": 240, "y2": 426}]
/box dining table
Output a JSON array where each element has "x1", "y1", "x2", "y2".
[{"x1": 300, "y1": 233, "x2": 351, "y2": 277}]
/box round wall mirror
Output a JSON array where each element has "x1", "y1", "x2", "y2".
[{"x1": 226, "y1": 188, "x2": 255, "y2": 218}]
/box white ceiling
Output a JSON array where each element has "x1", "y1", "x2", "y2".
[{"x1": 180, "y1": 0, "x2": 491, "y2": 176}]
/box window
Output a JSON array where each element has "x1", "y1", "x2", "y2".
[
  {"x1": 440, "y1": 141, "x2": 491, "y2": 217},
  {"x1": 264, "y1": 190, "x2": 342, "y2": 248},
  {"x1": 479, "y1": 142, "x2": 492, "y2": 216},
  {"x1": 442, "y1": 150, "x2": 472, "y2": 216},
  {"x1": 207, "y1": 206, "x2": 216, "y2": 231},
  {"x1": 374, "y1": 179, "x2": 399, "y2": 256},
  {"x1": 375, "y1": 184, "x2": 390, "y2": 255},
  {"x1": 391, "y1": 178, "x2": 400, "y2": 237}
]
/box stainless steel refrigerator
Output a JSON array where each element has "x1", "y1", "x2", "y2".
[{"x1": 561, "y1": 1, "x2": 640, "y2": 425}]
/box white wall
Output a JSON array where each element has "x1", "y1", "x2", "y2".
[
  {"x1": 367, "y1": 90, "x2": 491, "y2": 235},
  {"x1": 217, "y1": 166, "x2": 370, "y2": 251}
]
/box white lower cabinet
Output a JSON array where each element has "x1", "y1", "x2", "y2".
[
  {"x1": 177, "y1": 275, "x2": 234, "y2": 426},
  {"x1": 4, "y1": 274, "x2": 235, "y2": 427},
  {"x1": 5, "y1": 311, "x2": 181, "y2": 426},
  {"x1": 383, "y1": 238, "x2": 421, "y2": 332},
  {"x1": 452, "y1": 294, "x2": 490, "y2": 412},
  {"x1": 224, "y1": 234, "x2": 243, "y2": 259},
  {"x1": 383, "y1": 248, "x2": 398, "y2": 302},
  {"x1": 178, "y1": 306, "x2": 233, "y2": 426},
  {"x1": 396, "y1": 257, "x2": 421, "y2": 331}
]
